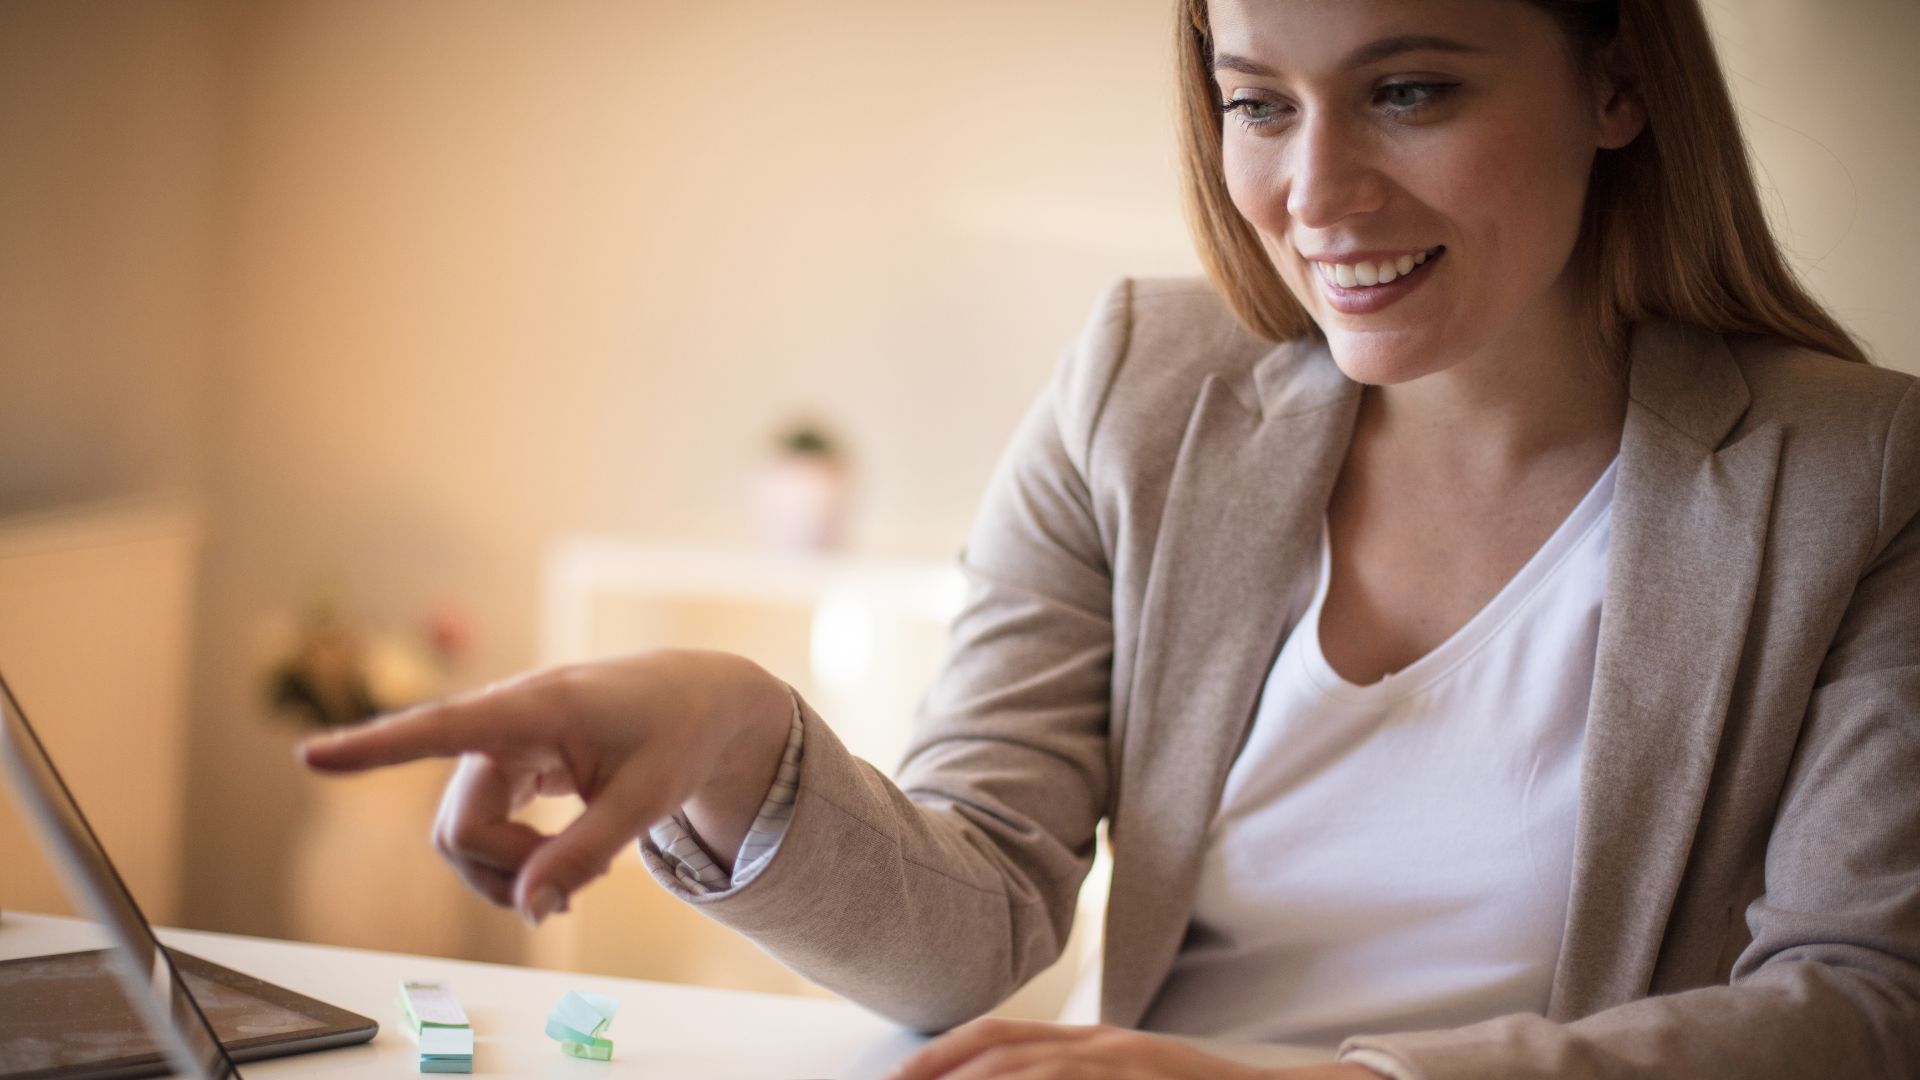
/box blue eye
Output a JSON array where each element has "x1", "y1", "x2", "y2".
[
  {"x1": 1220, "y1": 82, "x2": 1457, "y2": 132},
  {"x1": 1375, "y1": 82, "x2": 1456, "y2": 113},
  {"x1": 1218, "y1": 97, "x2": 1290, "y2": 130}
]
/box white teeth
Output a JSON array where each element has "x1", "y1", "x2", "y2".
[
  {"x1": 1313, "y1": 248, "x2": 1439, "y2": 289},
  {"x1": 1320, "y1": 251, "x2": 1428, "y2": 286}
]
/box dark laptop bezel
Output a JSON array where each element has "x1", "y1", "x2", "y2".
[
  {"x1": 0, "y1": 947, "x2": 379, "y2": 1080},
  {"x1": 0, "y1": 668, "x2": 378, "y2": 1079}
]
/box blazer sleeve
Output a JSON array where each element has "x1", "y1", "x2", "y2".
[
  {"x1": 1341, "y1": 379, "x2": 1920, "y2": 1079},
  {"x1": 636, "y1": 280, "x2": 1134, "y2": 1033}
]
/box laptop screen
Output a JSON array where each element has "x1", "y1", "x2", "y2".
[{"x1": 0, "y1": 669, "x2": 240, "y2": 1080}]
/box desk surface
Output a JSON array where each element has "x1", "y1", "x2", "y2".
[{"x1": 1, "y1": 913, "x2": 1333, "y2": 1079}]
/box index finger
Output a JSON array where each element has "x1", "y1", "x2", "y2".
[{"x1": 299, "y1": 688, "x2": 515, "y2": 772}]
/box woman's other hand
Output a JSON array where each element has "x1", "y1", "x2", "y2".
[
  {"x1": 298, "y1": 648, "x2": 793, "y2": 926},
  {"x1": 884, "y1": 1018, "x2": 1386, "y2": 1079}
]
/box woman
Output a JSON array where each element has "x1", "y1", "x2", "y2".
[{"x1": 304, "y1": 1, "x2": 1920, "y2": 1076}]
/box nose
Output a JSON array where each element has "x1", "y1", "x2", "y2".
[{"x1": 1284, "y1": 112, "x2": 1388, "y2": 229}]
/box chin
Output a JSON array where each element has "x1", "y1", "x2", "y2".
[{"x1": 1320, "y1": 329, "x2": 1451, "y2": 387}]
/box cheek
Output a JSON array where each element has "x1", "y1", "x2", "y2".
[
  {"x1": 1221, "y1": 142, "x2": 1314, "y2": 290},
  {"x1": 1424, "y1": 113, "x2": 1594, "y2": 276},
  {"x1": 1221, "y1": 140, "x2": 1283, "y2": 234}
]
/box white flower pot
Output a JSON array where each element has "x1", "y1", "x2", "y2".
[{"x1": 755, "y1": 455, "x2": 850, "y2": 554}]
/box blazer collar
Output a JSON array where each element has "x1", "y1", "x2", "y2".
[
  {"x1": 1549, "y1": 320, "x2": 1779, "y2": 1017},
  {"x1": 1623, "y1": 319, "x2": 1753, "y2": 449},
  {"x1": 1101, "y1": 320, "x2": 1777, "y2": 1028},
  {"x1": 1102, "y1": 333, "x2": 1358, "y2": 1028}
]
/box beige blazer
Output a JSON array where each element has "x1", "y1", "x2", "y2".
[{"x1": 647, "y1": 278, "x2": 1920, "y2": 1078}]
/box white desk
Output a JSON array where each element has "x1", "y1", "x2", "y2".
[{"x1": 2, "y1": 913, "x2": 1334, "y2": 1078}]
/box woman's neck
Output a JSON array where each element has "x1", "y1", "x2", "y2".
[{"x1": 1359, "y1": 298, "x2": 1628, "y2": 487}]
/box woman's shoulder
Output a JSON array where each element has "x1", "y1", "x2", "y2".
[
  {"x1": 1730, "y1": 332, "x2": 1915, "y2": 422},
  {"x1": 1726, "y1": 332, "x2": 1916, "y2": 472},
  {"x1": 1061, "y1": 275, "x2": 1268, "y2": 397},
  {"x1": 1055, "y1": 276, "x2": 1341, "y2": 458},
  {"x1": 1723, "y1": 331, "x2": 1920, "y2": 543}
]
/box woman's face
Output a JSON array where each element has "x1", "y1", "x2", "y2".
[{"x1": 1208, "y1": 0, "x2": 1641, "y2": 385}]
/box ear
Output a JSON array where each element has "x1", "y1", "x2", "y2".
[{"x1": 1590, "y1": 48, "x2": 1646, "y2": 150}]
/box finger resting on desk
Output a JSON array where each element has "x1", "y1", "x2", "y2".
[
  {"x1": 886, "y1": 1018, "x2": 1103, "y2": 1080},
  {"x1": 905, "y1": 1024, "x2": 1269, "y2": 1080}
]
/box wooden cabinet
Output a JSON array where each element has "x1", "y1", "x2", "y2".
[{"x1": 0, "y1": 500, "x2": 199, "y2": 926}]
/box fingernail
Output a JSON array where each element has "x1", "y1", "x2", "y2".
[{"x1": 525, "y1": 884, "x2": 562, "y2": 927}]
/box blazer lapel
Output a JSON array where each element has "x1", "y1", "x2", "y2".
[
  {"x1": 1548, "y1": 321, "x2": 1783, "y2": 1019},
  {"x1": 1102, "y1": 338, "x2": 1360, "y2": 1028}
]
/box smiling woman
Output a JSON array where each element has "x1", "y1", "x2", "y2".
[
  {"x1": 1180, "y1": 0, "x2": 1867, "y2": 375},
  {"x1": 301, "y1": 2, "x2": 1919, "y2": 1078}
]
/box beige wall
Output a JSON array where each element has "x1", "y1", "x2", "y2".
[
  {"x1": 0, "y1": 0, "x2": 223, "y2": 514},
  {"x1": 0, "y1": 0, "x2": 220, "y2": 923},
  {"x1": 2, "y1": 0, "x2": 1916, "y2": 972},
  {"x1": 1705, "y1": 0, "x2": 1920, "y2": 367},
  {"x1": 181, "y1": 0, "x2": 1196, "y2": 955}
]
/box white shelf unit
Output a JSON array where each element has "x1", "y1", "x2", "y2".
[
  {"x1": 531, "y1": 538, "x2": 1109, "y2": 1021},
  {"x1": 540, "y1": 539, "x2": 966, "y2": 780}
]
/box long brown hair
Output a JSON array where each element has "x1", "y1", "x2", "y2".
[{"x1": 1175, "y1": 0, "x2": 1870, "y2": 366}]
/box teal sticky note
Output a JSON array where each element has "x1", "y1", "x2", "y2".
[
  {"x1": 419, "y1": 1027, "x2": 475, "y2": 1057},
  {"x1": 544, "y1": 1015, "x2": 600, "y2": 1045},
  {"x1": 545, "y1": 990, "x2": 619, "y2": 1062},
  {"x1": 549, "y1": 991, "x2": 618, "y2": 1037}
]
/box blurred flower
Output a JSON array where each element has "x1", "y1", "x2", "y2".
[
  {"x1": 261, "y1": 583, "x2": 472, "y2": 730},
  {"x1": 424, "y1": 603, "x2": 477, "y2": 664}
]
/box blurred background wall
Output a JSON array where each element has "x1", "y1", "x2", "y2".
[{"x1": 2, "y1": 0, "x2": 1916, "y2": 997}]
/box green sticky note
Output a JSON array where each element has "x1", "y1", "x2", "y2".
[{"x1": 560, "y1": 1038, "x2": 613, "y2": 1062}]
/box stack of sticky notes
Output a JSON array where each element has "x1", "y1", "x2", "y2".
[
  {"x1": 544, "y1": 990, "x2": 619, "y2": 1062},
  {"x1": 399, "y1": 980, "x2": 474, "y2": 1074}
]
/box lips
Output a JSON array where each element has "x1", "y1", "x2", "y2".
[
  {"x1": 1312, "y1": 245, "x2": 1445, "y2": 288},
  {"x1": 1311, "y1": 246, "x2": 1446, "y2": 316}
]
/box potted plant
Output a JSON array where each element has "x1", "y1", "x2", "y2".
[{"x1": 755, "y1": 420, "x2": 852, "y2": 554}]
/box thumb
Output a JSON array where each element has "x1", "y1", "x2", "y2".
[{"x1": 511, "y1": 778, "x2": 670, "y2": 925}]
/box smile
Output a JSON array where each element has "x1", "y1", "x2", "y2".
[
  {"x1": 1312, "y1": 246, "x2": 1445, "y2": 288},
  {"x1": 1310, "y1": 245, "x2": 1446, "y2": 315}
]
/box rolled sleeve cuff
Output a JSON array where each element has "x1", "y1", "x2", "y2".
[{"x1": 642, "y1": 687, "x2": 804, "y2": 895}]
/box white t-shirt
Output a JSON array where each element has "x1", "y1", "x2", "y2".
[{"x1": 1140, "y1": 457, "x2": 1617, "y2": 1047}]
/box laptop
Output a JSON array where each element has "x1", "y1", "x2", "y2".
[{"x1": 0, "y1": 668, "x2": 378, "y2": 1079}]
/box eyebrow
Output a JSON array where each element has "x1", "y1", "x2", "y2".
[{"x1": 1213, "y1": 34, "x2": 1485, "y2": 77}]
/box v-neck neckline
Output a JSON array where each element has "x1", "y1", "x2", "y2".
[{"x1": 1301, "y1": 455, "x2": 1620, "y2": 704}]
